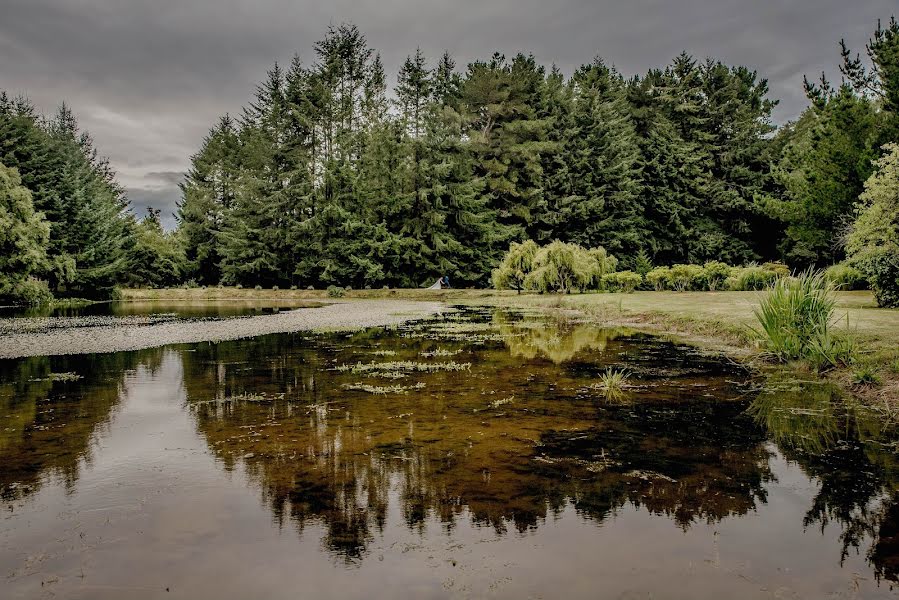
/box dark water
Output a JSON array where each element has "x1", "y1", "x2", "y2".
[
  {"x1": 1, "y1": 307, "x2": 897, "y2": 599},
  {"x1": 0, "y1": 299, "x2": 325, "y2": 319}
]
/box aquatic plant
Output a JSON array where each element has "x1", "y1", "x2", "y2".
[
  {"x1": 342, "y1": 382, "x2": 426, "y2": 394},
  {"x1": 335, "y1": 360, "x2": 471, "y2": 374},
  {"x1": 46, "y1": 371, "x2": 83, "y2": 382},
  {"x1": 753, "y1": 270, "x2": 853, "y2": 369},
  {"x1": 420, "y1": 348, "x2": 463, "y2": 358},
  {"x1": 371, "y1": 349, "x2": 398, "y2": 357},
  {"x1": 595, "y1": 368, "x2": 631, "y2": 402}
]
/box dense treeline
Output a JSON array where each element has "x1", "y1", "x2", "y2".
[
  {"x1": 0, "y1": 95, "x2": 184, "y2": 302},
  {"x1": 177, "y1": 24, "x2": 783, "y2": 289},
  {"x1": 1, "y1": 19, "x2": 897, "y2": 304}
]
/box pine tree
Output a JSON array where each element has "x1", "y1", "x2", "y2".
[
  {"x1": 0, "y1": 97, "x2": 131, "y2": 297},
  {"x1": 461, "y1": 54, "x2": 552, "y2": 247},
  {"x1": 552, "y1": 60, "x2": 643, "y2": 263},
  {"x1": 177, "y1": 114, "x2": 241, "y2": 284}
]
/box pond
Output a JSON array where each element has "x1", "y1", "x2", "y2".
[{"x1": 1, "y1": 307, "x2": 897, "y2": 599}]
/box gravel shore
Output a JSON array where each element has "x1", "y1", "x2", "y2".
[{"x1": 0, "y1": 300, "x2": 444, "y2": 359}]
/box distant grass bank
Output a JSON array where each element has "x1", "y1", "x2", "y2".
[{"x1": 122, "y1": 287, "x2": 899, "y2": 403}]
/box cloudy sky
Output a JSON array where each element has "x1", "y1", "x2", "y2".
[{"x1": 1, "y1": 0, "x2": 895, "y2": 228}]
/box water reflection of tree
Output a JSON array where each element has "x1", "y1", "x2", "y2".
[
  {"x1": 182, "y1": 324, "x2": 773, "y2": 560},
  {"x1": 748, "y1": 381, "x2": 899, "y2": 583},
  {"x1": 494, "y1": 311, "x2": 627, "y2": 364},
  {"x1": 0, "y1": 350, "x2": 160, "y2": 502}
]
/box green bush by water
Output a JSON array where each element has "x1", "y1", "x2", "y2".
[{"x1": 753, "y1": 270, "x2": 854, "y2": 370}]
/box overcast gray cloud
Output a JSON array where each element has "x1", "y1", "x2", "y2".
[{"x1": 1, "y1": 0, "x2": 895, "y2": 228}]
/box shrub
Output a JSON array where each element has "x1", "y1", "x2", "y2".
[
  {"x1": 601, "y1": 271, "x2": 643, "y2": 293},
  {"x1": 236, "y1": 283, "x2": 243, "y2": 289},
  {"x1": 846, "y1": 143, "x2": 899, "y2": 307},
  {"x1": 670, "y1": 264, "x2": 705, "y2": 291},
  {"x1": 272, "y1": 285, "x2": 279, "y2": 291},
  {"x1": 824, "y1": 264, "x2": 868, "y2": 290},
  {"x1": 307, "y1": 285, "x2": 314, "y2": 290},
  {"x1": 254, "y1": 284, "x2": 262, "y2": 291},
  {"x1": 327, "y1": 285, "x2": 345, "y2": 298},
  {"x1": 762, "y1": 262, "x2": 791, "y2": 279},
  {"x1": 524, "y1": 241, "x2": 594, "y2": 293},
  {"x1": 181, "y1": 278, "x2": 199, "y2": 289},
  {"x1": 645, "y1": 267, "x2": 672, "y2": 291},
  {"x1": 733, "y1": 265, "x2": 778, "y2": 291},
  {"x1": 703, "y1": 261, "x2": 732, "y2": 291},
  {"x1": 290, "y1": 285, "x2": 297, "y2": 290},
  {"x1": 11, "y1": 277, "x2": 53, "y2": 305},
  {"x1": 753, "y1": 270, "x2": 853, "y2": 370},
  {"x1": 492, "y1": 240, "x2": 539, "y2": 292}
]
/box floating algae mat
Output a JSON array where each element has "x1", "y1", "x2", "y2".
[{"x1": 1, "y1": 308, "x2": 898, "y2": 599}]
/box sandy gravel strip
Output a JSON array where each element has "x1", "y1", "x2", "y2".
[{"x1": 0, "y1": 300, "x2": 444, "y2": 359}]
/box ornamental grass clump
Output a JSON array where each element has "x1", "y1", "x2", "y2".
[{"x1": 753, "y1": 270, "x2": 854, "y2": 370}]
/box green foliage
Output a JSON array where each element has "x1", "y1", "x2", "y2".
[
  {"x1": 824, "y1": 263, "x2": 868, "y2": 290},
  {"x1": 764, "y1": 89, "x2": 879, "y2": 267},
  {"x1": 9, "y1": 277, "x2": 53, "y2": 306},
  {"x1": 634, "y1": 249, "x2": 652, "y2": 277},
  {"x1": 0, "y1": 162, "x2": 51, "y2": 303},
  {"x1": 524, "y1": 241, "x2": 594, "y2": 293},
  {"x1": 126, "y1": 208, "x2": 184, "y2": 288},
  {"x1": 0, "y1": 97, "x2": 131, "y2": 298},
  {"x1": 847, "y1": 143, "x2": 899, "y2": 307},
  {"x1": 852, "y1": 365, "x2": 882, "y2": 386},
  {"x1": 595, "y1": 368, "x2": 631, "y2": 402},
  {"x1": 702, "y1": 261, "x2": 732, "y2": 291},
  {"x1": 601, "y1": 271, "x2": 643, "y2": 293},
  {"x1": 169, "y1": 24, "x2": 792, "y2": 290},
  {"x1": 327, "y1": 285, "x2": 346, "y2": 298},
  {"x1": 753, "y1": 270, "x2": 853, "y2": 370},
  {"x1": 586, "y1": 246, "x2": 618, "y2": 288},
  {"x1": 645, "y1": 266, "x2": 672, "y2": 291},
  {"x1": 669, "y1": 264, "x2": 705, "y2": 292},
  {"x1": 492, "y1": 240, "x2": 539, "y2": 291},
  {"x1": 730, "y1": 265, "x2": 783, "y2": 291}
]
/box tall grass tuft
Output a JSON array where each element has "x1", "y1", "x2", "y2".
[
  {"x1": 595, "y1": 368, "x2": 631, "y2": 402},
  {"x1": 753, "y1": 269, "x2": 853, "y2": 370}
]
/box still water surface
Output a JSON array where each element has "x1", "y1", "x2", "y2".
[{"x1": 1, "y1": 307, "x2": 897, "y2": 599}]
